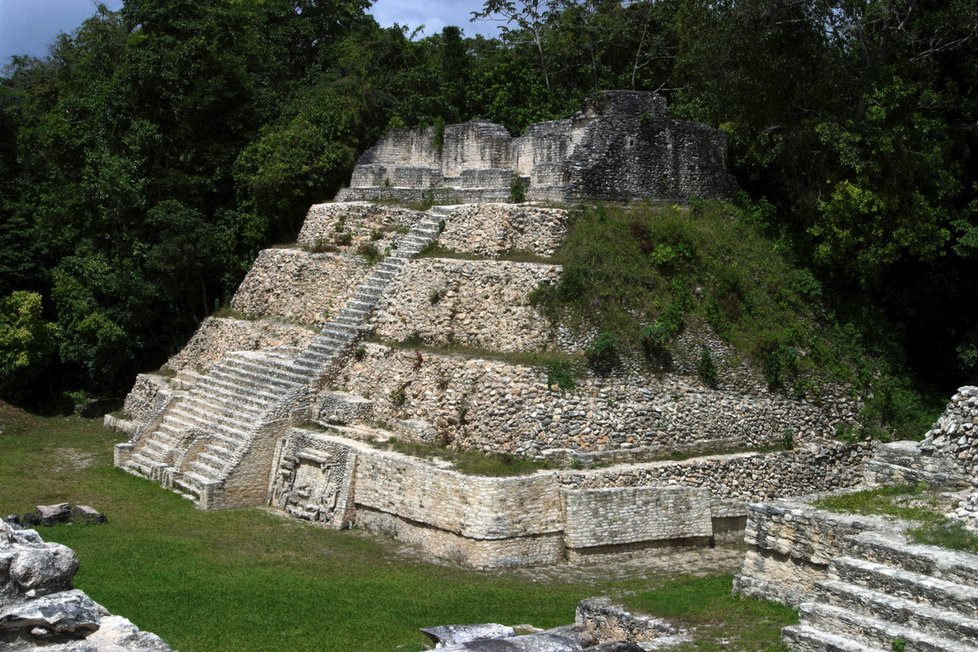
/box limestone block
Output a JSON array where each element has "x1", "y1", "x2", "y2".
[{"x1": 561, "y1": 486, "x2": 712, "y2": 549}]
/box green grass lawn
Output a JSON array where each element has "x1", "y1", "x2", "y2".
[{"x1": 0, "y1": 404, "x2": 795, "y2": 651}]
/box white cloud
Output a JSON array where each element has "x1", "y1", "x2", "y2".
[{"x1": 370, "y1": 0, "x2": 499, "y2": 38}]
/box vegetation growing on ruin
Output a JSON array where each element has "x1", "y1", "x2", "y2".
[
  {"x1": 529, "y1": 201, "x2": 941, "y2": 440},
  {"x1": 369, "y1": 437, "x2": 553, "y2": 476},
  {"x1": 0, "y1": 403, "x2": 795, "y2": 651},
  {"x1": 815, "y1": 484, "x2": 978, "y2": 554},
  {"x1": 623, "y1": 574, "x2": 797, "y2": 651}
]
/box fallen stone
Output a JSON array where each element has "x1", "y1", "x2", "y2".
[
  {"x1": 70, "y1": 506, "x2": 106, "y2": 525},
  {"x1": 587, "y1": 644, "x2": 645, "y2": 652},
  {"x1": 438, "y1": 632, "x2": 583, "y2": 651},
  {"x1": 8, "y1": 540, "x2": 78, "y2": 596},
  {"x1": 0, "y1": 589, "x2": 105, "y2": 636},
  {"x1": 421, "y1": 623, "x2": 516, "y2": 647},
  {"x1": 33, "y1": 504, "x2": 72, "y2": 527},
  {"x1": 84, "y1": 614, "x2": 172, "y2": 651}
]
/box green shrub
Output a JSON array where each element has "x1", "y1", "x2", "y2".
[
  {"x1": 586, "y1": 332, "x2": 620, "y2": 373},
  {"x1": 307, "y1": 238, "x2": 337, "y2": 253},
  {"x1": 546, "y1": 361, "x2": 579, "y2": 391},
  {"x1": 335, "y1": 232, "x2": 352, "y2": 246},
  {"x1": 429, "y1": 289, "x2": 446, "y2": 305},
  {"x1": 697, "y1": 347, "x2": 718, "y2": 388},
  {"x1": 509, "y1": 175, "x2": 527, "y2": 203},
  {"x1": 432, "y1": 116, "x2": 445, "y2": 151},
  {"x1": 354, "y1": 346, "x2": 366, "y2": 361},
  {"x1": 556, "y1": 268, "x2": 585, "y2": 302},
  {"x1": 357, "y1": 243, "x2": 382, "y2": 264},
  {"x1": 389, "y1": 382, "x2": 409, "y2": 407},
  {"x1": 762, "y1": 342, "x2": 799, "y2": 391}
]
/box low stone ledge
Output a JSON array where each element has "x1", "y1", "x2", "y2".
[{"x1": 575, "y1": 597, "x2": 685, "y2": 646}]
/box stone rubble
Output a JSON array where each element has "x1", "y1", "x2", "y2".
[
  {"x1": 919, "y1": 386, "x2": 978, "y2": 527},
  {"x1": 5, "y1": 504, "x2": 107, "y2": 529},
  {"x1": 424, "y1": 597, "x2": 684, "y2": 652},
  {"x1": 0, "y1": 520, "x2": 170, "y2": 651}
]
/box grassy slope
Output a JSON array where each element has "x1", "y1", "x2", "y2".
[
  {"x1": 530, "y1": 200, "x2": 941, "y2": 440},
  {"x1": 0, "y1": 405, "x2": 795, "y2": 651}
]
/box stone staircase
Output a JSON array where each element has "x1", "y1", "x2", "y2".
[
  {"x1": 783, "y1": 530, "x2": 978, "y2": 651},
  {"x1": 118, "y1": 210, "x2": 441, "y2": 506}
]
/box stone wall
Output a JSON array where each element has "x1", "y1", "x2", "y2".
[
  {"x1": 122, "y1": 373, "x2": 173, "y2": 423},
  {"x1": 230, "y1": 248, "x2": 368, "y2": 327},
  {"x1": 371, "y1": 258, "x2": 562, "y2": 352},
  {"x1": 436, "y1": 204, "x2": 569, "y2": 258},
  {"x1": 267, "y1": 427, "x2": 867, "y2": 568},
  {"x1": 562, "y1": 486, "x2": 712, "y2": 553},
  {"x1": 920, "y1": 386, "x2": 978, "y2": 526},
  {"x1": 336, "y1": 91, "x2": 734, "y2": 203},
  {"x1": 333, "y1": 344, "x2": 858, "y2": 459},
  {"x1": 166, "y1": 317, "x2": 314, "y2": 373},
  {"x1": 560, "y1": 443, "x2": 869, "y2": 505}
]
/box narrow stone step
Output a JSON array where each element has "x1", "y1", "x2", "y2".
[
  {"x1": 832, "y1": 556, "x2": 978, "y2": 618},
  {"x1": 781, "y1": 624, "x2": 885, "y2": 652},
  {"x1": 845, "y1": 531, "x2": 978, "y2": 588},
  {"x1": 197, "y1": 372, "x2": 293, "y2": 402},
  {"x1": 801, "y1": 602, "x2": 974, "y2": 652},
  {"x1": 197, "y1": 451, "x2": 228, "y2": 468},
  {"x1": 165, "y1": 408, "x2": 255, "y2": 440},
  {"x1": 818, "y1": 579, "x2": 978, "y2": 648},
  {"x1": 182, "y1": 394, "x2": 267, "y2": 422},
  {"x1": 216, "y1": 359, "x2": 308, "y2": 389},
  {"x1": 190, "y1": 459, "x2": 222, "y2": 477},
  {"x1": 204, "y1": 443, "x2": 235, "y2": 458},
  {"x1": 133, "y1": 447, "x2": 165, "y2": 464},
  {"x1": 190, "y1": 382, "x2": 280, "y2": 413}
]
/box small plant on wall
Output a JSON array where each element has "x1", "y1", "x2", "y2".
[
  {"x1": 697, "y1": 346, "x2": 718, "y2": 388},
  {"x1": 585, "y1": 331, "x2": 620, "y2": 374}
]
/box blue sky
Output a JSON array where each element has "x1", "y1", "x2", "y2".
[{"x1": 0, "y1": 0, "x2": 495, "y2": 67}]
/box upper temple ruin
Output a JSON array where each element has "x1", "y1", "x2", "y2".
[{"x1": 336, "y1": 91, "x2": 735, "y2": 203}]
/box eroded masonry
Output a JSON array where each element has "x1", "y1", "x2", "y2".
[
  {"x1": 336, "y1": 91, "x2": 735, "y2": 203},
  {"x1": 732, "y1": 388, "x2": 978, "y2": 650},
  {"x1": 109, "y1": 93, "x2": 868, "y2": 568}
]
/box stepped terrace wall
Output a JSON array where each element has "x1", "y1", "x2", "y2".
[
  {"x1": 371, "y1": 258, "x2": 562, "y2": 352},
  {"x1": 268, "y1": 428, "x2": 867, "y2": 567},
  {"x1": 336, "y1": 91, "x2": 734, "y2": 203},
  {"x1": 332, "y1": 344, "x2": 857, "y2": 458},
  {"x1": 230, "y1": 248, "x2": 368, "y2": 328},
  {"x1": 166, "y1": 317, "x2": 314, "y2": 373}
]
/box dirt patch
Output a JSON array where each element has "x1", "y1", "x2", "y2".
[{"x1": 52, "y1": 447, "x2": 97, "y2": 471}]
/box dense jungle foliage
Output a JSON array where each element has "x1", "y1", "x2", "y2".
[{"x1": 0, "y1": 0, "x2": 976, "y2": 432}]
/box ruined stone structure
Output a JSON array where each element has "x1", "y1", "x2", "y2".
[
  {"x1": 733, "y1": 388, "x2": 978, "y2": 650},
  {"x1": 0, "y1": 520, "x2": 170, "y2": 650},
  {"x1": 108, "y1": 200, "x2": 867, "y2": 568},
  {"x1": 336, "y1": 91, "x2": 735, "y2": 203}
]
